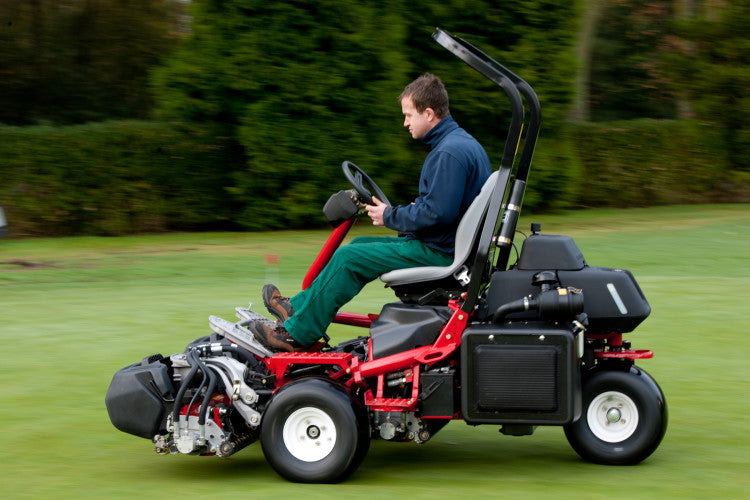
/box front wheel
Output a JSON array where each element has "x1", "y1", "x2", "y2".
[
  {"x1": 260, "y1": 378, "x2": 369, "y2": 483},
  {"x1": 564, "y1": 366, "x2": 667, "y2": 465}
]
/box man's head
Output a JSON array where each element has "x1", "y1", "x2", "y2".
[{"x1": 399, "y1": 73, "x2": 450, "y2": 139}]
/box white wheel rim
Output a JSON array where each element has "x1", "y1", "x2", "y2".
[
  {"x1": 282, "y1": 407, "x2": 337, "y2": 462},
  {"x1": 587, "y1": 391, "x2": 639, "y2": 443}
]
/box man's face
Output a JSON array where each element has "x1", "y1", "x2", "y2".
[{"x1": 401, "y1": 96, "x2": 433, "y2": 140}]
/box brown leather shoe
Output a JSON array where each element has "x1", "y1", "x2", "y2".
[
  {"x1": 248, "y1": 320, "x2": 303, "y2": 353},
  {"x1": 262, "y1": 284, "x2": 295, "y2": 324}
]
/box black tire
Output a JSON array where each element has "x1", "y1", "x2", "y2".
[
  {"x1": 260, "y1": 378, "x2": 369, "y2": 483},
  {"x1": 564, "y1": 366, "x2": 667, "y2": 465}
]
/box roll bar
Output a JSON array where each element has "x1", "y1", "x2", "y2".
[
  {"x1": 432, "y1": 28, "x2": 525, "y2": 173},
  {"x1": 432, "y1": 28, "x2": 542, "y2": 313}
]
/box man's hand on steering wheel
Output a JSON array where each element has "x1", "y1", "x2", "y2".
[
  {"x1": 366, "y1": 196, "x2": 388, "y2": 226},
  {"x1": 342, "y1": 161, "x2": 391, "y2": 207}
]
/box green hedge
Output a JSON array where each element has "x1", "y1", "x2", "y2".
[
  {"x1": 0, "y1": 119, "x2": 583, "y2": 237},
  {"x1": 0, "y1": 121, "x2": 236, "y2": 237},
  {"x1": 567, "y1": 119, "x2": 744, "y2": 208},
  {"x1": 2, "y1": 118, "x2": 745, "y2": 238}
]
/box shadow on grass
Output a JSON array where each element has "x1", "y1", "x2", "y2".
[{"x1": 154, "y1": 429, "x2": 584, "y2": 484}]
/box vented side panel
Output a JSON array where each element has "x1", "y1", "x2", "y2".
[
  {"x1": 461, "y1": 323, "x2": 581, "y2": 424},
  {"x1": 474, "y1": 345, "x2": 558, "y2": 411}
]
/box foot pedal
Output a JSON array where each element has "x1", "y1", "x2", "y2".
[
  {"x1": 235, "y1": 303, "x2": 275, "y2": 324},
  {"x1": 209, "y1": 315, "x2": 273, "y2": 358}
]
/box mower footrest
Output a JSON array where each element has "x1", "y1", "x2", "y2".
[
  {"x1": 365, "y1": 396, "x2": 417, "y2": 412},
  {"x1": 595, "y1": 349, "x2": 653, "y2": 359}
]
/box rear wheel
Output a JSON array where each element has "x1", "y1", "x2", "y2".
[
  {"x1": 564, "y1": 366, "x2": 667, "y2": 465},
  {"x1": 261, "y1": 378, "x2": 369, "y2": 483}
]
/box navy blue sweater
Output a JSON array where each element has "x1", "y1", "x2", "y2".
[{"x1": 383, "y1": 115, "x2": 492, "y2": 254}]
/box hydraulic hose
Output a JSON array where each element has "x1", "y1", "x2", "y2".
[
  {"x1": 492, "y1": 287, "x2": 584, "y2": 323},
  {"x1": 171, "y1": 349, "x2": 201, "y2": 433},
  {"x1": 492, "y1": 296, "x2": 537, "y2": 323},
  {"x1": 198, "y1": 366, "x2": 218, "y2": 427},
  {"x1": 196, "y1": 366, "x2": 218, "y2": 446},
  {"x1": 185, "y1": 352, "x2": 208, "y2": 424},
  {"x1": 193, "y1": 341, "x2": 265, "y2": 372}
]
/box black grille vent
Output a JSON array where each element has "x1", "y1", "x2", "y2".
[
  {"x1": 474, "y1": 345, "x2": 558, "y2": 411},
  {"x1": 460, "y1": 323, "x2": 580, "y2": 424}
]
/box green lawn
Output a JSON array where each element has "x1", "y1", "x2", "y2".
[{"x1": 1, "y1": 204, "x2": 749, "y2": 499}]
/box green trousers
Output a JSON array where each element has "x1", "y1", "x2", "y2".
[{"x1": 285, "y1": 236, "x2": 453, "y2": 346}]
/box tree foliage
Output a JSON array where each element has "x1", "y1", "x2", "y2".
[
  {"x1": 664, "y1": 0, "x2": 750, "y2": 171},
  {"x1": 153, "y1": 0, "x2": 580, "y2": 229},
  {"x1": 572, "y1": 119, "x2": 733, "y2": 206},
  {"x1": 0, "y1": 0, "x2": 182, "y2": 125},
  {"x1": 588, "y1": 0, "x2": 677, "y2": 121},
  {"x1": 4, "y1": 0, "x2": 746, "y2": 238}
]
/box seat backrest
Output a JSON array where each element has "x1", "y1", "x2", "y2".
[{"x1": 380, "y1": 170, "x2": 499, "y2": 287}]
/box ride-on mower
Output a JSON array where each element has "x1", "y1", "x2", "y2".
[{"x1": 106, "y1": 29, "x2": 667, "y2": 483}]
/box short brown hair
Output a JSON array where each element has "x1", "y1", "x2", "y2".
[{"x1": 399, "y1": 73, "x2": 450, "y2": 119}]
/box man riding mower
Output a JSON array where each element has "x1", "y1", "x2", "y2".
[{"x1": 105, "y1": 29, "x2": 667, "y2": 483}]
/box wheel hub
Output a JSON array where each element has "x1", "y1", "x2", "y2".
[
  {"x1": 587, "y1": 391, "x2": 639, "y2": 443},
  {"x1": 606, "y1": 407, "x2": 622, "y2": 423},
  {"x1": 306, "y1": 425, "x2": 321, "y2": 439},
  {"x1": 282, "y1": 407, "x2": 337, "y2": 462}
]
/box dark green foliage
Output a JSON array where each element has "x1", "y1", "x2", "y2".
[
  {"x1": 588, "y1": 0, "x2": 677, "y2": 121},
  {"x1": 2, "y1": 0, "x2": 583, "y2": 236},
  {"x1": 399, "y1": 0, "x2": 580, "y2": 142},
  {"x1": 153, "y1": 0, "x2": 416, "y2": 229},
  {"x1": 569, "y1": 119, "x2": 742, "y2": 207},
  {"x1": 153, "y1": 0, "x2": 580, "y2": 230},
  {"x1": 5, "y1": 1, "x2": 744, "y2": 238},
  {"x1": 664, "y1": 0, "x2": 750, "y2": 172},
  {"x1": 0, "y1": 121, "x2": 235, "y2": 236},
  {"x1": 0, "y1": 0, "x2": 182, "y2": 125},
  {"x1": 524, "y1": 132, "x2": 582, "y2": 211}
]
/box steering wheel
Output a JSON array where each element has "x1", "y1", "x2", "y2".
[{"x1": 342, "y1": 161, "x2": 391, "y2": 206}]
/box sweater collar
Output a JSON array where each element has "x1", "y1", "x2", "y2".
[{"x1": 423, "y1": 115, "x2": 457, "y2": 149}]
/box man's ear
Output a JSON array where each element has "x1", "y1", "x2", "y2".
[{"x1": 424, "y1": 107, "x2": 437, "y2": 122}]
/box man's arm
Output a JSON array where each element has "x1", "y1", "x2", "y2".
[{"x1": 381, "y1": 153, "x2": 468, "y2": 232}]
